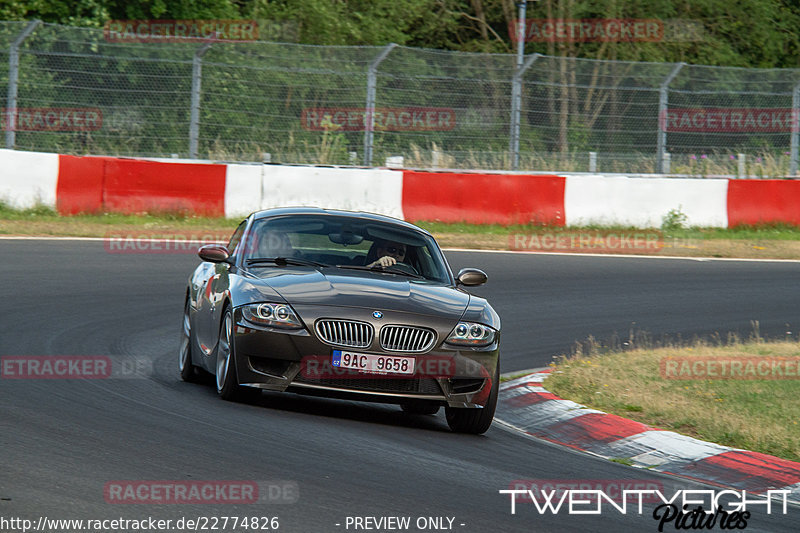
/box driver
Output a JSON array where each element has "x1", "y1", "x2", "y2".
[
  {"x1": 366, "y1": 239, "x2": 406, "y2": 268},
  {"x1": 257, "y1": 229, "x2": 294, "y2": 258}
]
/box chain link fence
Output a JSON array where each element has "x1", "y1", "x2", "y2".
[{"x1": 2, "y1": 21, "x2": 800, "y2": 176}]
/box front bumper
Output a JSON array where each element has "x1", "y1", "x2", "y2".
[{"x1": 231, "y1": 306, "x2": 499, "y2": 408}]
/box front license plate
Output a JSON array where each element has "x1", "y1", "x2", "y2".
[{"x1": 332, "y1": 350, "x2": 415, "y2": 375}]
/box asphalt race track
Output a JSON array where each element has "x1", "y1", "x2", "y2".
[{"x1": 2, "y1": 239, "x2": 800, "y2": 532}]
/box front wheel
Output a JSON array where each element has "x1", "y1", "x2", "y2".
[
  {"x1": 179, "y1": 298, "x2": 200, "y2": 383},
  {"x1": 216, "y1": 307, "x2": 258, "y2": 402},
  {"x1": 445, "y1": 365, "x2": 499, "y2": 434}
]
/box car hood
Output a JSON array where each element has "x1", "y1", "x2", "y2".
[{"x1": 246, "y1": 267, "x2": 469, "y2": 320}]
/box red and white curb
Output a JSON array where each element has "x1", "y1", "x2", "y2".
[
  {"x1": 6, "y1": 148, "x2": 800, "y2": 228},
  {"x1": 496, "y1": 369, "x2": 800, "y2": 498}
]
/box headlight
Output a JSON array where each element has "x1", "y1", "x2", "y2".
[
  {"x1": 242, "y1": 303, "x2": 303, "y2": 329},
  {"x1": 445, "y1": 321, "x2": 496, "y2": 347}
]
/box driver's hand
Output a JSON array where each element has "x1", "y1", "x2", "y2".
[{"x1": 368, "y1": 256, "x2": 397, "y2": 268}]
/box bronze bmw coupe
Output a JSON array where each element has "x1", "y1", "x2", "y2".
[{"x1": 179, "y1": 208, "x2": 500, "y2": 434}]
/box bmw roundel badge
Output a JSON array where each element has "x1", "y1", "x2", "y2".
[{"x1": 373, "y1": 311, "x2": 383, "y2": 319}]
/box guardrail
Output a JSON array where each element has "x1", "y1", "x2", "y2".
[{"x1": 3, "y1": 148, "x2": 800, "y2": 228}]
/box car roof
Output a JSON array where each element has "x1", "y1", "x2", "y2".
[{"x1": 250, "y1": 207, "x2": 432, "y2": 236}]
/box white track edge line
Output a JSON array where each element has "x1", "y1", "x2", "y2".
[{"x1": 3, "y1": 236, "x2": 799, "y2": 263}]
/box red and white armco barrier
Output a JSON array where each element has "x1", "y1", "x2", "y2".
[
  {"x1": 2, "y1": 149, "x2": 799, "y2": 228},
  {"x1": 0, "y1": 149, "x2": 59, "y2": 209},
  {"x1": 224, "y1": 163, "x2": 404, "y2": 219}
]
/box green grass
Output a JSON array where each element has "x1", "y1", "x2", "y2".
[
  {"x1": 0, "y1": 202, "x2": 58, "y2": 218},
  {"x1": 2, "y1": 201, "x2": 800, "y2": 245},
  {"x1": 0, "y1": 201, "x2": 240, "y2": 236},
  {"x1": 609, "y1": 458, "x2": 635, "y2": 467},
  {"x1": 546, "y1": 340, "x2": 800, "y2": 462},
  {"x1": 663, "y1": 223, "x2": 800, "y2": 241},
  {"x1": 415, "y1": 220, "x2": 800, "y2": 241}
]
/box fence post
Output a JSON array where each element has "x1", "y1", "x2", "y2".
[
  {"x1": 5, "y1": 20, "x2": 41, "y2": 150},
  {"x1": 364, "y1": 43, "x2": 397, "y2": 167},
  {"x1": 189, "y1": 41, "x2": 213, "y2": 159},
  {"x1": 656, "y1": 62, "x2": 685, "y2": 174},
  {"x1": 509, "y1": 53, "x2": 541, "y2": 170},
  {"x1": 791, "y1": 82, "x2": 800, "y2": 176}
]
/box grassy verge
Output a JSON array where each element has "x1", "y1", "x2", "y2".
[
  {"x1": 415, "y1": 221, "x2": 800, "y2": 259},
  {"x1": 3, "y1": 204, "x2": 800, "y2": 259},
  {"x1": 0, "y1": 204, "x2": 238, "y2": 238},
  {"x1": 545, "y1": 339, "x2": 800, "y2": 462}
]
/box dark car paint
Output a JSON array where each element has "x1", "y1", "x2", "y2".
[{"x1": 185, "y1": 208, "x2": 500, "y2": 409}]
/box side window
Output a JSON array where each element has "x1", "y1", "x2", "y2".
[{"x1": 227, "y1": 221, "x2": 247, "y2": 256}]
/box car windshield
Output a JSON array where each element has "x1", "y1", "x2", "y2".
[{"x1": 243, "y1": 214, "x2": 451, "y2": 283}]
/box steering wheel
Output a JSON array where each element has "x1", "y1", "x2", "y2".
[{"x1": 385, "y1": 262, "x2": 419, "y2": 276}]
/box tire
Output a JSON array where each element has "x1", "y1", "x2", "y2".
[
  {"x1": 215, "y1": 306, "x2": 258, "y2": 402},
  {"x1": 400, "y1": 401, "x2": 440, "y2": 416},
  {"x1": 445, "y1": 365, "x2": 499, "y2": 435},
  {"x1": 179, "y1": 298, "x2": 200, "y2": 383}
]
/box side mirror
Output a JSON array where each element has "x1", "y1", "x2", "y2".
[
  {"x1": 198, "y1": 244, "x2": 230, "y2": 263},
  {"x1": 456, "y1": 268, "x2": 487, "y2": 287}
]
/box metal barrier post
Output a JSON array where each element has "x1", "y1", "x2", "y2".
[
  {"x1": 509, "y1": 53, "x2": 540, "y2": 170},
  {"x1": 5, "y1": 20, "x2": 41, "y2": 149},
  {"x1": 656, "y1": 62, "x2": 685, "y2": 174},
  {"x1": 363, "y1": 43, "x2": 397, "y2": 167},
  {"x1": 189, "y1": 41, "x2": 213, "y2": 159},
  {"x1": 791, "y1": 82, "x2": 800, "y2": 176}
]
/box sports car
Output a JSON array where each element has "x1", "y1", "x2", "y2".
[{"x1": 179, "y1": 208, "x2": 501, "y2": 434}]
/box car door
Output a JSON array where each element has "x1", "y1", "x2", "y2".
[{"x1": 195, "y1": 221, "x2": 246, "y2": 358}]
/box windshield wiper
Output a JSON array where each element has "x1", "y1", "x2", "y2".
[
  {"x1": 247, "y1": 257, "x2": 328, "y2": 268},
  {"x1": 336, "y1": 264, "x2": 424, "y2": 279}
]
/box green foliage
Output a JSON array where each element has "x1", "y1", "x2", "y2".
[
  {"x1": 1, "y1": 0, "x2": 799, "y2": 68},
  {"x1": 4, "y1": 1, "x2": 800, "y2": 162},
  {"x1": 661, "y1": 206, "x2": 688, "y2": 231}
]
